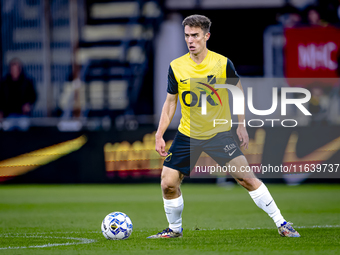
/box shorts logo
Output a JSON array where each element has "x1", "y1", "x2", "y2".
[
  {"x1": 229, "y1": 149, "x2": 237, "y2": 156},
  {"x1": 165, "y1": 152, "x2": 172, "y2": 162},
  {"x1": 224, "y1": 143, "x2": 236, "y2": 153}
]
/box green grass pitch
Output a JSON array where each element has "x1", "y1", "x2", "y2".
[{"x1": 0, "y1": 183, "x2": 339, "y2": 254}]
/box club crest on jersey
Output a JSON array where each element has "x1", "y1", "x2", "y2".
[
  {"x1": 207, "y1": 75, "x2": 216, "y2": 84},
  {"x1": 165, "y1": 152, "x2": 172, "y2": 162}
]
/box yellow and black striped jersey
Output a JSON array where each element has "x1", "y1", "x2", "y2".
[{"x1": 167, "y1": 50, "x2": 239, "y2": 140}]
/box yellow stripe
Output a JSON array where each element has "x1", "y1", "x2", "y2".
[{"x1": 0, "y1": 136, "x2": 87, "y2": 177}]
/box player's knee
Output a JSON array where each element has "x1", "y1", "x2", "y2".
[
  {"x1": 238, "y1": 177, "x2": 261, "y2": 191},
  {"x1": 161, "y1": 179, "x2": 178, "y2": 195}
]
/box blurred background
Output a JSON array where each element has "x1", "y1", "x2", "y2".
[{"x1": 1, "y1": 0, "x2": 340, "y2": 184}]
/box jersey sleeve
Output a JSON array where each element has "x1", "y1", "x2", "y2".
[
  {"x1": 167, "y1": 65, "x2": 178, "y2": 94},
  {"x1": 226, "y1": 59, "x2": 239, "y2": 86}
]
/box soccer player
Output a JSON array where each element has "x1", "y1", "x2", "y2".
[{"x1": 148, "y1": 15, "x2": 300, "y2": 238}]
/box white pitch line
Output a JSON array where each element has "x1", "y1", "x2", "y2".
[
  {"x1": 1, "y1": 224, "x2": 339, "y2": 250},
  {"x1": 0, "y1": 235, "x2": 96, "y2": 250},
  {"x1": 0, "y1": 231, "x2": 100, "y2": 236}
]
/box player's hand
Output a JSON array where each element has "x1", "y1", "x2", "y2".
[
  {"x1": 237, "y1": 125, "x2": 249, "y2": 149},
  {"x1": 155, "y1": 136, "x2": 168, "y2": 157}
]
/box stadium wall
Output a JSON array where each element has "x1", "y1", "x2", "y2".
[{"x1": 1, "y1": 125, "x2": 340, "y2": 184}]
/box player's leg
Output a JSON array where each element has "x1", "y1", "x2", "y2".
[
  {"x1": 228, "y1": 155, "x2": 261, "y2": 191},
  {"x1": 148, "y1": 131, "x2": 194, "y2": 238},
  {"x1": 229, "y1": 155, "x2": 300, "y2": 237},
  {"x1": 229, "y1": 155, "x2": 284, "y2": 225},
  {"x1": 161, "y1": 166, "x2": 185, "y2": 232},
  {"x1": 161, "y1": 165, "x2": 184, "y2": 199},
  {"x1": 147, "y1": 166, "x2": 184, "y2": 238}
]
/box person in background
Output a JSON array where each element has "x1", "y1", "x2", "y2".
[
  {"x1": 0, "y1": 58, "x2": 37, "y2": 131},
  {"x1": 276, "y1": 4, "x2": 302, "y2": 28},
  {"x1": 304, "y1": 5, "x2": 328, "y2": 26}
]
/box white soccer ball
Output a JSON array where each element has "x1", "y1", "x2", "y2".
[{"x1": 101, "y1": 212, "x2": 133, "y2": 240}]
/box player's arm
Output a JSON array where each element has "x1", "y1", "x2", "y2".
[
  {"x1": 155, "y1": 93, "x2": 178, "y2": 156},
  {"x1": 226, "y1": 58, "x2": 249, "y2": 149},
  {"x1": 236, "y1": 80, "x2": 249, "y2": 149},
  {"x1": 156, "y1": 65, "x2": 179, "y2": 156}
]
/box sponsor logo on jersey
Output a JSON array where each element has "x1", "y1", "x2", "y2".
[{"x1": 224, "y1": 143, "x2": 236, "y2": 153}]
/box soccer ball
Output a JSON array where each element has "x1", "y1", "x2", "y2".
[{"x1": 101, "y1": 212, "x2": 133, "y2": 240}]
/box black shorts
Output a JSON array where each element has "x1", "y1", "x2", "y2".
[{"x1": 163, "y1": 131, "x2": 244, "y2": 176}]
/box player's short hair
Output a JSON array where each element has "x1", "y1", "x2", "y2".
[{"x1": 182, "y1": 15, "x2": 211, "y2": 34}]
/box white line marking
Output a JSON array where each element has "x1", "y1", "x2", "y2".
[
  {"x1": 0, "y1": 235, "x2": 96, "y2": 250},
  {"x1": 1, "y1": 224, "x2": 339, "y2": 249}
]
